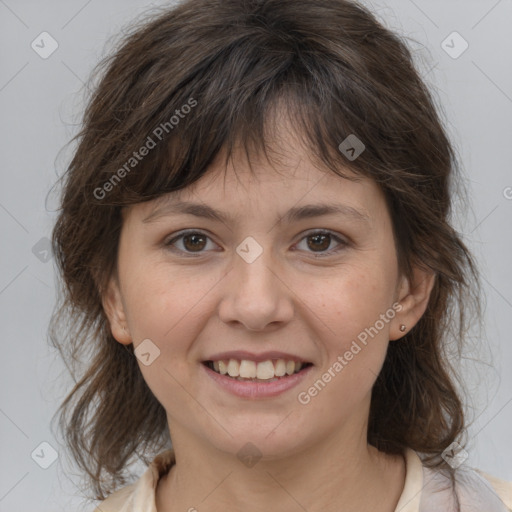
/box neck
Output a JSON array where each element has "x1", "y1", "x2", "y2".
[{"x1": 156, "y1": 422, "x2": 405, "y2": 512}]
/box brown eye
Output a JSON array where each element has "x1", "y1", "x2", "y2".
[
  {"x1": 182, "y1": 233, "x2": 207, "y2": 252},
  {"x1": 165, "y1": 230, "x2": 215, "y2": 255},
  {"x1": 307, "y1": 233, "x2": 331, "y2": 252},
  {"x1": 295, "y1": 230, "x2": 348, "y2": 257},
  {"x1": 165, "y1": 229, "x2": 347, "y2": 257}
]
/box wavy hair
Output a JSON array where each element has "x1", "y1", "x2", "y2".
[{"x1": 50, "y1": 0, "x2": 482, "y2": 500}]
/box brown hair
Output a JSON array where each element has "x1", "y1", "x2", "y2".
[{"x1": 50, "y1": 0, "x2": 481, "y2": 500}]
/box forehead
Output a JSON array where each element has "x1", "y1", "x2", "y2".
[
  {"x1": 132, "y1": 160, "x2": 386, "y2": 238},
  {"x1": 159, "y1": 158, "x2": 362, "y2": 203},
  {"x1": 129, "y1": 115, "x2": 387, "y2": 227},
  {"x1": 160, "y1": 128, "x2": 364, "y2": 194}
]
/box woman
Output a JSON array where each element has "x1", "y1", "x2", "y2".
[{"x1": 50, "y1": 0, "x2": 512, "y2": 510}]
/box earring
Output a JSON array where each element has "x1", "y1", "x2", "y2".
[{"x1": 399, "y1": 324, "x2": 407, "y2": 332}]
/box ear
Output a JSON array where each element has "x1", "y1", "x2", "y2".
[
  {"x1": 390, "y1": 265, "x2": 436, "y2": 341},
  {"x1": 102, "y1": 275, "x2": 132, "y2": 345}
]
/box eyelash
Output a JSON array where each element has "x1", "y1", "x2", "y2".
[{"x1": 164, "y1": 229, "x2": 349, "y2": 258}]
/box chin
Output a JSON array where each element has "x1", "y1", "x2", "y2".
[{"x1": 204, "y1": 421, "x2": 312, "y2": 463}]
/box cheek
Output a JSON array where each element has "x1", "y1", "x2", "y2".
[
  {"x1": 295, "y1": 268, "x2": 396, "y2": 415},
  {"x1": 121, "y1": 263, "x2": 211, "y2": 407},
  {"x1": 120, "y1": 259, "x2": 213, "y2": 339},
  {"x1": 315, "y1": 263, "x2": 396, "y2": 331},
  {"x1": 307, "y1": 258, "x2": 398, "y2": 379}
]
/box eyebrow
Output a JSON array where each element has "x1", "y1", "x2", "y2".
[{"x1": 142, "y1": 200, "x2": 370, "y2": 226}]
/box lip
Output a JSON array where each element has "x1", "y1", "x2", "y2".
[
  {"x1": 204, "y1": 350, "x2": 311, "y2": 364},
  {"x1": 201, "y1": 361, "x2": 314, "y2": 399}
]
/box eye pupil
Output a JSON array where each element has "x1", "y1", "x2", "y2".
[
  {"x1": 183, "y1": 234, "x2": 206, "y2": 251},
  {"x1": 307, "y1": 233, "x2": 330, "y2": 252}
]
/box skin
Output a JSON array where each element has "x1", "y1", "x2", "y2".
[{"x1": 103, "y1": 120, "x2": 435, "y2": 512}]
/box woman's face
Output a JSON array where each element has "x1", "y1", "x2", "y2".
[{"x1": 105, "y1": 127, "x2": 433, "y2": 460}]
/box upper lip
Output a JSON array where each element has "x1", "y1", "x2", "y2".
[{"x1": 203, "y1": 350, "x2": 311, "y2": 364}]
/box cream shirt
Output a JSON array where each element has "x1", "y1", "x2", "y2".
[{"x1": 94, "y1": 448, "x2": 512, "y2": 512}]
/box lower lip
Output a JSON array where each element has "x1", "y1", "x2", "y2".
[{"x1": 202, "y1": 363, "x2": 313, "y2": 399}]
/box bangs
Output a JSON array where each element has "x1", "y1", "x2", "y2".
[{"x1": 88, "y1": 17, "x2": 406, "y2": 206}]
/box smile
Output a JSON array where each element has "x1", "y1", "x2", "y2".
[
  {"x1": 202, "y1": 359, "x2": 314, "y2": 398},
  {"x1": 204, "y1": 358, "x2": 312, "y2": 381}
]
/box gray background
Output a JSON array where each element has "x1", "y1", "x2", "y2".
[{"x1": 0, "y1": 0, "x2": 511, "y2": 511}]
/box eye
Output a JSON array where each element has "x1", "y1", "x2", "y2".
[
  {"x1": 294, "y1": 230, "x2": 348, "y2": 257},
  {"x1": 164, "y1": 229, "x2": 348, "y2": 257},
  {"x1": 164, "y1": 230, "x2": 217, "y2": 255}
]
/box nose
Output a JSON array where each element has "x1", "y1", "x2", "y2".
[{"x1": 217, "y1": 246, "x2": 294, "y2": 332}]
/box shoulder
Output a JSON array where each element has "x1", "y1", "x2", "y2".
[
  {"x1": 476, "y1": 470, "x2": 512, "y2": 511},
  {"x1": 93, "y1": 484, "x2": 136, "y2": 512},
  {"x1": 92, "y1": 450, "x2": 176, "y2": 512},
  {"x1": 415, "y1": 451, "x2": 512, "y2": 512}
]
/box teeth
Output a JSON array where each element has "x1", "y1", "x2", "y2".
[
  {"x1": 239, "y1": 360, "x2": 257, "y2": 378},
  {"x1": 227, "y1": 359, "x2": 239, "y2": 377},
  {"x1": 256, "y1": 360, "x2": 274, "y2": 379},
  {"x1": 208, "y1": 358, "x2": 306, "y2": 379},
  {"x1": 218, "y1": 360, "x2": 228, "y2": 375},
  {"x1": 274, "y1": 359, "x2": 287, "y2": 377}
]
